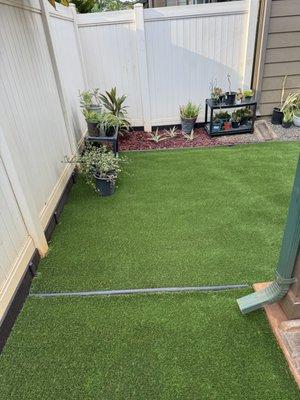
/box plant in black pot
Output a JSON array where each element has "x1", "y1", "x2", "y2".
[
  {"x1": 79, "y1": 89, "x2": 101, "y2": 112},
  {"x1": 214, "y1": 110, "x2": 230, "y2": 129},
  {"x1": 282, "y1": 108, "x2": 293, "y2": 128},
  {"x1": 225, "y1": 74, "x2": 236, "y2": 105},
  {"x1": 243, "y1": 89, "x2": 254, "y2": 101},
  {"x1": 180, "y1": 101, "x2": 200, "y2": 134},
  {"x1": 271, "y1": 75, "x2": 287, "y2": 125},
  {"x1": 83, "y1": 109, "x2": 101, "y2": 137},
  {"x1": 210, "y1": 79, "x2": 223, "y2": 105},
  {"x1": 98, "y1": 113, "x2": 129, "y2": 137},
  {"x1": 77, "y1": 144, "x2": 126, "y2": 197},
  {"x1": 231, "y1": 111, "x2": 241, "y2": 129}
]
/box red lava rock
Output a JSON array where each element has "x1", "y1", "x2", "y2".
[{"x1": 119, "y1": 128, "x2": 253, "y2": 151}]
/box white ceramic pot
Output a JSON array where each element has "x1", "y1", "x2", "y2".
[{"x1": 293, "y1": 113, "x2": 300, "y2": 127}]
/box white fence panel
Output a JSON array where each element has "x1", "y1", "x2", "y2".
[
  {"x1": 77, "y1": 10, "x2": 144, "y2": 126},
  {"x1": 0, "y1": 0, "x2": 72, "y2": 217},
  {"x1": 0, "y1": 0, "x2": 86, "y2": 323},
  {"x1": 78, "y1": 0, "x2": 259, "y2": 129},
  {"x1": 49, "y1": 3, "x2": 86, "y2": 142}
]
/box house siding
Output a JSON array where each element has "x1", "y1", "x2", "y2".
[{"x1": 258, "y1": 0, "x2": 300, "y2": 116}]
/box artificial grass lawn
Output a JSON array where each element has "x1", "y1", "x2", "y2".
[
  {"x1": 32, "y1": 141, "x2": 300, "y2": 293},
  {"x1": 0, "y1": 290, "x2": 299, "y2": 399}
]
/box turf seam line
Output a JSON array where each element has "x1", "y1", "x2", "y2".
[{"x1": 29, "y1": 284, "x2": 249, "y2": 298}]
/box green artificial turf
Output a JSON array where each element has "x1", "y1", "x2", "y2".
[
  {"x1": 0, "y1": 291, "x2": 299, "y2": 399},
  {"x1": 32, "y1": 141, "x2": 300, "y2": 293}
]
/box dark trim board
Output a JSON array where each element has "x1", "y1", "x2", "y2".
[{"x1": 0, "y1": 172, "x2": 76, "y2": 353}]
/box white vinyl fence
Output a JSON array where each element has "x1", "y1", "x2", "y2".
[
  {"x1": 0, "y1": 0, "x2": 86, "y2": 324},
  {"x1": 78, "y1": 0, "x2": 259, "y2": 130},
  {"x1": 0, "y1": 0, "x2": 258, "y2": 324}
]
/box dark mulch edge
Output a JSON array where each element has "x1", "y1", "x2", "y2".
[{"x1": 119, "y1": 128, "x2": 258, "y2": 152}]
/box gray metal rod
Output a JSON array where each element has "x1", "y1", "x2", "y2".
[{"x1": 30, "y1": 284, "x2": 249, "y2": 298}]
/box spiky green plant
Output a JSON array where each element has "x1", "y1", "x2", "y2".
[{"x1": 180, "y1": 102, "x2": 200, "y2": 119}]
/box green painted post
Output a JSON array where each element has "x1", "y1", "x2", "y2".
[{"x1": 237, "y1": 157, "x2": 300, "y2": 314}]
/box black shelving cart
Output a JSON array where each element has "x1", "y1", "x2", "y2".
[{"x1": 204, "y1": 98, "x2": 257, "y2": 137}]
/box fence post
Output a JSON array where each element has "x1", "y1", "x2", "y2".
[
  {"x1": 69, "y1": 3, "x2": 89, "y2": 89},
  {"x1": 134, "y1": 3, "x2": 152, "y2": 132},
  {"x1": 242, "y1": 0, "x2": 260, "y2": 89},
  {"x1": 39, "y1": 0, "x2": 78, "y2": 155},
  {"x1": 0, "y1": 128, "x2": 49, "y2": 257}
]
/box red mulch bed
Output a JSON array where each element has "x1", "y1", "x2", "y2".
[{"x1": 119, "y1": 128, "x2": 254, "y2": 151}]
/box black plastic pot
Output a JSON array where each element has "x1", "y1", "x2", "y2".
[
  {"x1": 225, "y1": 92, "x2": 236, "y2": 105},
  {"x1": 87, "y1": 121, "x2": 99, "y2": 137},
  {"x1": 282, "y1": 120, "x2": 292, "y2": 129},
  {"x1": 231, "y1": 121, "x2": 239, "y2": 129},
  {"x1": 181, "y1": 117, "x2": 197, "y2": 134},
  {"x1": 106, "y1": 126, "x2": 118, "y2": 137},
  {"x1": 95, "y1": 176, "x2": 115, "y2": 197},
  {"x1": 219, "y1": 94, "x2": 225, "y2": 104},
  {"x1": 240, "y1": 117, "x2": 249, "y2": 126},
  {"x1": 271, "y1": 107, "x2": 283, "y2": 125}
]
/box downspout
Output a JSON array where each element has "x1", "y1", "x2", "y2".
[{"x1": 237, "y1": 157, "x2": 300, "y2": 314}]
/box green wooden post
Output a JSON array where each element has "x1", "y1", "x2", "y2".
[{"x1": 237, "y1": 157, "x2": 300, "y2": 314}]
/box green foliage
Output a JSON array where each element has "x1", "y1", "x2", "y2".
[
  {"x1": 79, "y1": 89, "x2": 101, "y2": 108},
  {"x1": 283, "y1": 108, "x2": 293, "y2": 123},
  {"x1": 82, "y1": 109, "x2": 101, "y2": 123},
  {"x1": 294, "y1": 109, "x2": 300, "y2": 118},
  {"x1": 163, "y1": 126, "x2": 178, "y2": 138},
  {"x1": 76, "y1": 144, "x2": 125, "y2": 186},
  {"x1": 147, "y1": 129, "x2": 167, "y2": 143},
  {"x1": 100, "y1": 87, "x2": 127, "y2": 115},
  {"x1": 231, "y1": 111, "x2": 241, "y2": 123},
  {"x1": 92, "y1": 0, "x2": 134, "y2": 11},
  {"x1": 180, "y1": 102, "x2": 200, "y2": 119},
  {"x1": 182, "y1": 129, "x2": 197, "y2": 141},
  {"x1": 243, "y1": 89, "x2": 254, "y2": 98},
  {"x1": 214, "y1": 111, "x2": 230, "y2": 121}
]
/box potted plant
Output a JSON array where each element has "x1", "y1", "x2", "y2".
[
  {"x1": 210, "y1": 79, "x2": 223, "y2": 104},
  {"x1": 293, "y1": 109, "x2": 300, "y2": 127},
  {"x1": 282, "y1": 108, "x2": 293, "y2": 128},
  {"x1": 214, "y1": 110, "x2": 230, "y2": 125},
  {"x1": 212, "y1": 117, "x2": 222, "y2": 133},
  {"x1": 180, "y1": 101, "x2": 200, "y2": 134},
  {"x1": 271, "y1": 75, "x2": 287, "y2": 125},
  {"x1": 98, "y1": 113, "x2": 125, "y2": 137},
  {"x1": 236, "y1": 88, "x2": 243, "y2": 104},
  {"x1": 83, "y1": 109, "x2": 101, "y2": 137},
  {"x1": 243, "y1": 89, "x2": 254, "y2": 101},
  {"x1": 225, "y1": 74, "x2": 236, "y2": 105},
  {"x1": 79, "y1": 89, "x2": 101, "y2": 112},
  {"x1": 223, "y1": 121, "x2": 232, "y2": 131},
  {"x1": 231, "y1": 111, "x2": 240, "y2": 129},
  {"x1": 77, "y1": 145, "x2": 125, "y2": 197}
]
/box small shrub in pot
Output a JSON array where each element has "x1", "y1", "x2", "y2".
[
  {"x1": 79, "y1": 89, "x2": 101, "y2": 112},
  {"x1": 210, "y1": 79, "x2": 223, "y2": 104},
  {"x1": 243, "y1": 89, "x2": 254, "y2": 101},
  {"x1": 180, "y1": 102, "x2": 200, "y2": 134},
  {"x1": 225, "y1": 74, "x2": 236, "y2": 105},
  {"x1": 83, "y1": 110, "x2": 101, "y2": 137},
  {"x1": 282, "y1": 108, "x2": 293, "y2": 128},
  {"x1": 77, "y1": 145, "x2": 126, "y2": 197},
  {"x1": 231, "y1": 111, "x2": 240, "y2": 128}
]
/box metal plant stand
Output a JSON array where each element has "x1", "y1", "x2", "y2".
[
  {"x1": 85, "y1": 130, "x2": 119, "y2": 156},
  {"x1": 204, "y1": 98, "x2": 257, "y2": 137}
]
